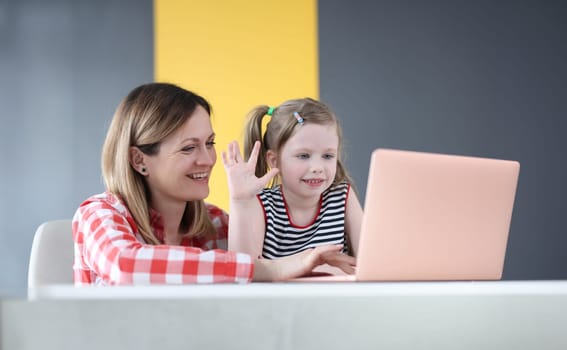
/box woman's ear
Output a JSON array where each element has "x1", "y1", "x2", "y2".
[
  {"x1": 266, "y1": 150, "x2": 278, "y2": 169},
  {"x1": 129, "y1": 146, "x2": 148, "y2": 176}
]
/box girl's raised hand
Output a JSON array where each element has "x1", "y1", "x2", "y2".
[{"x1": 222, "y1": 140, "x2": 279, "y2": 200}]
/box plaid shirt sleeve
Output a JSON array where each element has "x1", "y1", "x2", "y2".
[{"x1": 72, "y1": 194, "x2": 254, "y2": 285}]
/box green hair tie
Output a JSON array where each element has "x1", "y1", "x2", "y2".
[{"x1": 267, "y1": 106, "x2": 275, "y2": 116}]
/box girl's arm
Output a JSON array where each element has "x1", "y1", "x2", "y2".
[
  {"x1": 227, "y1": 194, "x2": 266, "y2": 257},
  {"x1": 222, "y1": 141, "x2": 278, "y2": 257},
  {"x1": 345, "y1": 187, "x2": 363, "y2": 256}
]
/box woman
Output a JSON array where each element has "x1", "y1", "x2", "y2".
[{"x1": 72, "y1": 82, "x2": 354, "y2": 285}]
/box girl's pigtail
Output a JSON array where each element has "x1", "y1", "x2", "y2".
[{"x1": 243, "y1": 106, "x2": 270, "y2": 179}]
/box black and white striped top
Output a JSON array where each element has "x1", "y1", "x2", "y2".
[{"x1": 258, "y1": 181, "x2": 350, "y2": 259}]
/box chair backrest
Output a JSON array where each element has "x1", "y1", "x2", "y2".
[{"x1": 28, "y1": 219, "x2": 74, "y2": 290}]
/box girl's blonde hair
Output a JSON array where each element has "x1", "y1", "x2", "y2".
[
  {"x1": 101, "y1": 82, "x2": 216, "y2": 244},
  {"x1": 243, "y1": 97, "x2": 353, "y2": 188}
]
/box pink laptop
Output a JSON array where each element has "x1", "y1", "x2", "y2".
[{"x1": 291, "y1": 148, "x2": 520, "y2": 282}]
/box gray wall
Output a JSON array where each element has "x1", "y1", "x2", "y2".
[
  {"x1": 319, "y1": 1, "x2": 567, "y2": 279},
  {"x1": 0, "y1": 0, "x2": 153, "y2": 296}
]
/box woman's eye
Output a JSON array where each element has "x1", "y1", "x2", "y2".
[
  {"x1": 181, "y1": 146, "x2": 196, "y2": 153},
  {"x1": 206, "y1": 141, "x2": 216, "y2": 148}
]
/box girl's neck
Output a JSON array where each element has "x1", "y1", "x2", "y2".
[
  {"x1": 281, "y1": 186, "x2": 321, "y2": 226},
  {"x1": 281, "y1": 185, "x2": 320, "y2": 209}
]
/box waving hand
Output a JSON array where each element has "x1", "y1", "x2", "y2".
[{"x1": 222, "y1": 141, "x2": 279, "y2": 201}]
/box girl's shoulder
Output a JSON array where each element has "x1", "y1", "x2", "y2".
[
  {"x1": 326, "y1": 180, "x2": 350, "y2": 193},
  {"x1": 258, "y1": 185, "x2": 282, "y2": 198},
  {"x1": 262, "y1": 184, "x2": 282, "y2": 193},
  {"x1": 321, "y1": 181, "x2": 351, "y2": 203}
]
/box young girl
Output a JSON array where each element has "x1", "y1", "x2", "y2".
[{"x1": 223, "y1": 98, "x2": 363, "y2": 268}]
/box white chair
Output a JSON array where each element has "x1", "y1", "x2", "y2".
[{"x1": 28, "y1": 219, "x2": 74, "y2": 291}]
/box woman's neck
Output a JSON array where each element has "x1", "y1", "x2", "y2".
[{"x1": 151, "y1": 199, "x2": 187, "y2": 245}]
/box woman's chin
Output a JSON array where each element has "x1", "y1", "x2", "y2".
[{"x1": 183, "y1": 188, "x2": 209, "y2": 201}]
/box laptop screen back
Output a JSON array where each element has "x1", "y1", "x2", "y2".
[{"x1": 356, "y1": 149, "x2": 520, "y2": 281}]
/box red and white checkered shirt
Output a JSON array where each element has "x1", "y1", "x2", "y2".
[{"x1": 72, "y1": 191, "x2": 254, "y2": 285}]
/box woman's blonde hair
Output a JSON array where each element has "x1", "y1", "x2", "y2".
[
  {"x1": 243, "y1": 97, "x2": 353, "y2": 188},
  {"x1": 101, "y1": 82, "x2": 216, "y2": 244}
]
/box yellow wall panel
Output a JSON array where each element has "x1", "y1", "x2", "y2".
[{"x1": 155, "y1": 0, "x2": 319, "y2": 211}]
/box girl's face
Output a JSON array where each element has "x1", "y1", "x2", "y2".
[
  {"x1": 143, "y1": 106, "x2": 217, "y2": 206},
  {"x1": 271, "y1": 123, "x2": 339, "y2": 200}
]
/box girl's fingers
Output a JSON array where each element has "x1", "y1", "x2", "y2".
[
  {"x1": 221, "y1": 151, "x2": 229, "y2": 166},
  {"x1": 247, "y1": 141, "x2": 261, "y2": 165},
  {"x1": 223, "y1": 141, "x2": 242, "y2": 166},
  {"x1": 234, "y1": 141, "x2": 244, "y2": 163},
  {"x1": 229, "y1": 141, "x2": 237, "y2": 160}
]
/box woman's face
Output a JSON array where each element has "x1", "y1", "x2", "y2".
[{"x1": 143, "y1": 105, "x2": 217, "y2": 206}]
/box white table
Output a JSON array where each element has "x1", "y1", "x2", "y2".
[{"x1": 2, "y1": 281, "x2": 567, "y2": 350}]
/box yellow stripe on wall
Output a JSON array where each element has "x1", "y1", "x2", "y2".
[{"x1": 155, "y1": 0, "x2": 319, "y2": 211}]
